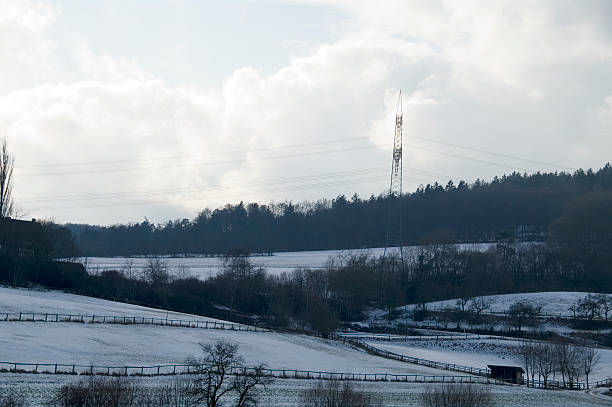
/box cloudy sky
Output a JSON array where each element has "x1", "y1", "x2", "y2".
[{"x1": 2, "y1": 0, "x2": 611, "y2": 225}]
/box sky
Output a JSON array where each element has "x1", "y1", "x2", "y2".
[{"x1": 1, "y1": 0, "x2": 611, "y2": 225}]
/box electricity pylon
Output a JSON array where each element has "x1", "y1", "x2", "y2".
[{"x1": 384, "y1": 91, "x2": 404, "y2": 266}]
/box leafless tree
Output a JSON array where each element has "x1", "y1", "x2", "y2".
[
  {"x1": 456, "y1": 295, "x2": 472, "y2": 312},
  {"x1": 576, "y1": 294, "x2": 602, "y2": 320},
  {"x1": 176, "y1": 262, "x2": 191, "y2": 280},
  {"x1": 122, "y1": 259, "x2": 137, "y2": 280},
  {"x1": 0, "y1": 137, "x2": 15, "y2": 218},
  {"x1": 187, "y1": 340, "x2": 270, "y2": 407},
  {"x1": 595, "y1": 294, "x2": 612, "y2": 321},
  {"x1": 143, "y1": 257, "x2": 170, "y2": 285},
  {"x1": 581, "y1": 346, "x2": 600, "y2": 388},
  {"x1": 519, "y1": 343, "x2": 538, "y2": 387},
  {"x1": 421, "y1": 384, "x2": 492, "y2": 407},
  {"x1": 534, "y1": 343, "x2": 555, "y2": 388},
  {"x1": 469, "y1": 297, "x2": 495, "y2": 316}
]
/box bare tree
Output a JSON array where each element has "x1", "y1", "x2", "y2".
[
  {"x1": 188, "y1": 340, "x2": 269, "y2": 407},
  {"x1": 581, "y1": 346, "x2": 600, "y2": 388},
  {"x1": 456, "y1": 295, "x2": 472, "y2": 312},
  {"x1": 469, "y1": 297, "x2": 495, "y2": 316},
  {"x1": 143, "y1": 257, "x2": 170, "y2": 285},
  {"x1": 534, "y1": 343, "x2": 555, "y2": 388},
  {"x1": 577, "y1": 294, "x2": 602, "y2": 320},
  {"x1": 122, "y1": 259, "x2": 136, "y2": 280},
  {"x1": 508, "y1": 302, "x2": 540, "y2": 333},
  {"x1": 595, "y1": 294, "x2": 612, "y2": 321},
  {"x1": 519, "y1": 343, "x2": 538, "y2": 387},
  {"x1": 0, "y1": 137, "x2": 15, "y2": 218}
]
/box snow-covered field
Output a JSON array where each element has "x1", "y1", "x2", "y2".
[
  {"x1": 1, "y1": 375, "x2": 610, "y2": 407},
  {"x1": 0, "y1": 322, "x2": 471, "y2": 376},
  {"x1": 368, "y1": 291, "x2": 612, "y2": 320},
  {"x1": 0, "y1": 287, "x2": 464, "y2": 376},
  {"x1": 0, "y1": 286, "x2": 227, "y2": 323},
  {"x1": 78, "y1": 243, "x2": 496, "y2": 280},
  {"x1": 365, "y1": 338, "x2": 612, "y2": 382},
  {"x1": 1, "y1": 286, "x2": 611, "y2": 406}
]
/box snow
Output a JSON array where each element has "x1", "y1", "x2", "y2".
[
  {"x1": 397, "y1": 292, "x2": 612, "y2": 317},
  {"x1": 1, "y1": 375, "x2": 610, "y2": 407},
  {"x1": 0, "y1": 322, "x2": 479, "y2": 377},
  {"x1": 77, "y1": 243, "x2": 496, "y2": 280},
  {"x1": 365, "y1": 339, "x2": 612, "y2": 382},
  {"x1": 0, "y1": 286, "x2": 229, "y2": 324}
]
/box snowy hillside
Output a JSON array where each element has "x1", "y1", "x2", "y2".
[
  {"x1": 79, "y1": 243, "x2": 497, "y2": 279},
  {"x1": 365, "y1": 339, "x2": 612, "y2": 382},
  {"x1": 372, "y1": 292, "x2": 612, "y2": 318},
  {"x1": 0, "y1": 287, "x2": 465, "y2": 376},
  {"x1": 0, "y1": 286, "x2": 226, "y2": 323}
]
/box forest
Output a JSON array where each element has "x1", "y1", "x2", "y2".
[{"x1": 68, "y1": 164, "x2": 612, "y2": 256}]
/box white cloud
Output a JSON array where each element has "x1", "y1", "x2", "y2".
[{"x1": 1, "y1": 0, "x2": 611, "y2": 224}]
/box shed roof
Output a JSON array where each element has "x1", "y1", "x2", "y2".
[{"x1": 487, "y1": 365, "x2": 525, "y2": 372}]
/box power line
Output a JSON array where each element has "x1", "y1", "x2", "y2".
[
  {"x1": 406, "y1": 133, "x2": 573, "y2": 171},
  {"x1": 19, "y1": 167, "x2": 389, "y2": 203},
  {"x1": 18, "y1": 135, "x2": 374, "y2": 169},
  {"x1": 17, "y1": 145, "x2": 378, "y2": 177}
]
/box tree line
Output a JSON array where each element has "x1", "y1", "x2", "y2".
[{"x1": 68, "y1": 164, "x2": 612, "y2": 256}]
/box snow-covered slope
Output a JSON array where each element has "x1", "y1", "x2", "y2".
[
  {"x1": 0, "y1": 287, "x2": 468, "y2": 376},
  {"x1": 365, "y1": 339, "x2": 612, "y2": 382},
  {"x1": 371, "y1": 292, "x2": 612, "y2": 319},
  {"x1": 79, "y1": 243, "x2": 497, "y2": 279},
  {"x1": 0, "y1": 322, "x2": 471, "y2": 376},
  {"x1": 0, "y1": 286, "x2": 226, "y2": 323}
]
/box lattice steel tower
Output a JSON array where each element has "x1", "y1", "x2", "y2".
[{"x1": 385, "y1": 91, "x2": 404, "y2": 257}]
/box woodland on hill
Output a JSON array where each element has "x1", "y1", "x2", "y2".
[{"x1": 67, "y1": 164, "x2": 612, "y2": 256}]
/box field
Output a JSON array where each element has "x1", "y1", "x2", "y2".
[
  {"x1": 1, "y1": 375, "x2": 610, "y2": 407},
  {"x1": 363, "y1": 338, "x2": 612, "y2": 382},
  {"x1": 78, "y1": 243, "x2": 496, "y2": 279},
  {"x1": 1, "y1": 286, "x2": 611, "y2": 406},
  {"x1": 386, "y1": 291, "x2": 612, "y2": 318}
]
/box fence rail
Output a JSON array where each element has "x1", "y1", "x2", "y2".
[
  {"x1": 344, "y1": 338, "x2": 491, "y2": 377},
  {"x1": 338, "y1": 332, "x2": 550, "y2": 345},
  {"x1": 345, "y1": 338, "x2": 611, "y2": 390},
  {"x1": 0, "y1": 361, "x2": 510, "y2": 385},
  {"x1": 0, "y1": 312, "x2": 267, "y2": 332}
]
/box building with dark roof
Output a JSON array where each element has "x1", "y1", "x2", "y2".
[
  {"x1": 487, "y1": 364, "x2": 524, "y2": 384},
  {"x1": 0, "y1": 218, "x2": 44, "y2": 257}
]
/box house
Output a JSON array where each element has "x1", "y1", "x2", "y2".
[
  {"x1": 0, "y1": 218, "x2": 44, "y2": 257},
  {"x1": 487, "y1": 364, "x2": 524, "y2": 384}
]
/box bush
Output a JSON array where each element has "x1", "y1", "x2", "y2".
[
  {"x1": 0, "y1": 390, "x2": 25, "y2": 407},
  {"x1": 300, "y1": 379, "x2": 380, "y2": 407},
  {"x1": 421, "y1": 384, "x2": 492, "y2": 407},
  {"x1": 49, "y1": 376, "x2": 137, "y2": 407}
]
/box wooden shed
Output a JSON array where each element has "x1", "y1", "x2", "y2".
[{"x1": 487, "y1": 365, "x2": 524, "y2": 384}]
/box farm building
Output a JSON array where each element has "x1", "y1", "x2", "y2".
[{"x1": 488, "y1": 364, "x2": 524, "y2": 384}]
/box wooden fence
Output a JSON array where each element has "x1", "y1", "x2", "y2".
[
  {"x1": 0, "y1": 312, "x2": 267, "y2": 332},
  {"x1": 0, "y1": 361, "x2": 509, "y2": 385}
]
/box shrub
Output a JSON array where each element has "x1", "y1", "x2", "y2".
[
  {"x1": 0, "y1": 390, "x2": 25, "y2": 407},
  {"x1": 300, "y1": 379, "x2": 380, "y2": 407},
  {"x1": 421, "y1": 384, "x2": 492, "y2": 407},
  {"x1": 48, "y1": 376, "x2": 137, "y2": 407}
]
